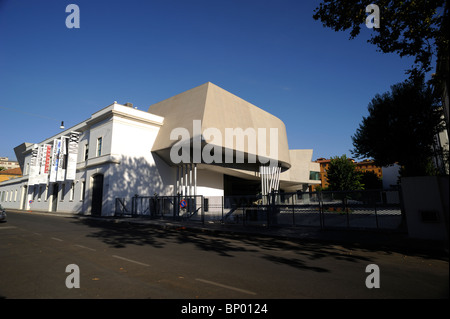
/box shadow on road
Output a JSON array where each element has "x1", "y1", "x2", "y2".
[{"x1": 70, "y1": 218, "x2": 387, "y2": 274}]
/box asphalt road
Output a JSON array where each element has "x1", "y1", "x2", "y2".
[{"x1": 0, "y1": 211, "x2": 448, "y2": 302}]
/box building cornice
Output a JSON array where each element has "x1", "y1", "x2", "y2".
[
  {"x1": 22, "y1": 103, "x2": 164, "y2": 153},
  {"x1": 76, "y1": 154, "x2": 121, "y2": 170}
]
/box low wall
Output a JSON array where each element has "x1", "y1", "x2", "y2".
[{"x1": 401, "y1": 176, "x2": 449, "y2": 241}]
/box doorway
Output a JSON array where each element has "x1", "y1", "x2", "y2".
[
  {"x1": 91, "y1": 174, "x2": 104, "y2": 216},
  {"x1": 224, "y1": 174, "x2": 260, "y2": 196},
  {"x1": 51, "y1": 183, "x2": 58, "y2": 212}
]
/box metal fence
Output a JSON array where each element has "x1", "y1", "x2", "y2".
[
  {"x1": 276, "y1": 190, "x2": 403, "y2": 230},
  {"x1": 115, "y1": 189, "x2": 403, "y2": 231},
  {"x1": 115, "y1": 195, "x2": 205, "y2": 221}
]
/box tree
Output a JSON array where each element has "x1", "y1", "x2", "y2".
[
  {"x1": 325, "y1": 155, "x2": 364, "y2": 191},
  {"x1": 312, "y1": 0, "x2": 449, "y2": 79},
  {"x1": 325, "y1": 155, "x2": 364, "y2": 209},
  {"x1": 360, "y1": 171, "x2": 382, "y2": 190},
  {"x1": 351, "y1": 75, "x2": 445, "y2": 176}
]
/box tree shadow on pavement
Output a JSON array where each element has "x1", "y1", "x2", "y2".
[
  {"x1": 73, "y1": 219, "x2": 171, "y2": 249},
  {"x1": 71, "y1": 218, "x2": 383, "y2": 275}
]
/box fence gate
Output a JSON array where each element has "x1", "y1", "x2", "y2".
[{"x1": 115, "y1": 195, "x2": 205, "y2": 222}]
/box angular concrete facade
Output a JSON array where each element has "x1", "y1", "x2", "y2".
[{"x1": 149, "y1": 82, "x2": 291, "y2": 171}]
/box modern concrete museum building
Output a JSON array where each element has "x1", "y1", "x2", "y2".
[{"x1": 0, "y1": 82, "x2": 320, "y2": 216}]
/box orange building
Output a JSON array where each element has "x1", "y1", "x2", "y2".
[
  {"x1": 355, "y1": 159, "x2": 383, "y2": 178},
  {"x1": 313, "y1": 157, "x2": 382, "y2": 190},
  {"x1": 0, "y1": 167, "x2": 22, "y2": 183},
  {"x1": 314, "y1": 157, "x2": 331, "y2": 190}
]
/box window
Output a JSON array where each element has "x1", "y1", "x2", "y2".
[
  {"x1": 96, "y1": 137, "x2": 102, "y2": 157},
  {"x1": 84, "y1": 143, "x2": 89, "y2": 160},
  {"x1": 80, "y1": 181, "x2": 85, "y2": 201},
  {"x1": 309, "y1": 171, "x2": 320, "y2": 181},
  {"x1": 61, "y1": 183, "x2": 65, "y2": 201},
  {"x1": 38, "y1": 186, "x2": 43, "y2": 201},
  {"x1": 70, "y1": 183, "x2": 75, "y2": 201}
]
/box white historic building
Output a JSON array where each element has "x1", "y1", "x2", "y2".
[{"x1": 0, "y1": 83, "x2": 320, "y2": 216}]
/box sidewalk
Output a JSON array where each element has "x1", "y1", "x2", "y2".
[{"x1": 7, "y1": 209, "x2": 449, "y2": 259}]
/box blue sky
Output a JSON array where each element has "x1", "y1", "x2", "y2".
[{"x1": 0, "y1": 0, "x2": 418, "y2": 162}]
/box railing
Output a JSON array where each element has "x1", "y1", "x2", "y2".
[
  {"x1": 115, "y1": 195, "x2": 206, "y2": 222},
  {"x1": 277, "y1": 190, "x2": 403, "y2": 230},
  {"x1": 115, "y1": 189, "x2": 403, "y2": 231}
]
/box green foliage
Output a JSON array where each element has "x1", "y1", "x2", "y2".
[
  {"x1": 325, "y1": 155, "x2": 364, "y2": 191},
  {"x1": 351, "y1": 75, "x2": 445, "y2": 176},
  {"x1": 360, "y1": 170, "x2": 382, "y2": 190},
  {"x1": 313, "y1": 0, "x2": 448, "y2": 78}
]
